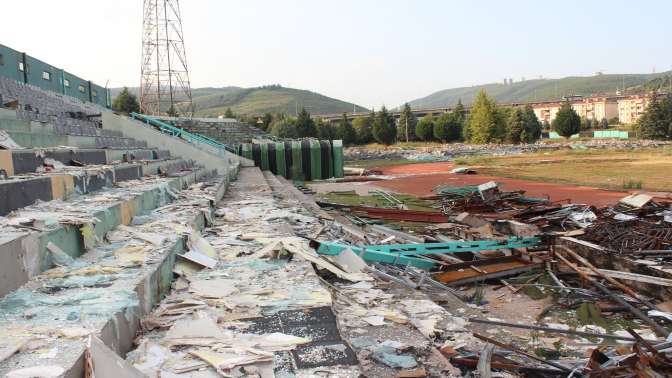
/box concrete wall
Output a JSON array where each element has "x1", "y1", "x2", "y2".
[{"x1": 102, "y1": 112, "x2": 253, "y2": 176}]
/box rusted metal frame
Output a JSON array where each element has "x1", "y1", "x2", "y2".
[
  {"x1": 351, "y1": 206, "x2": 451, "y2": 223},
  {"x1": 554, "y1": 252, "x2": 669, "y2": 337}
]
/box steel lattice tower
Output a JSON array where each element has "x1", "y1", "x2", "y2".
[{"x1": 140, "y1": 0, "x2": 193, "y2": 117}]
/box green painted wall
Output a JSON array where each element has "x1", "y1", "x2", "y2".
[
  {"x1": 0, "y1": 44, "x2": 23, "y2": 82},
  {"x1": 0, "y1": 42, "x2": 109, "y2": 108}
]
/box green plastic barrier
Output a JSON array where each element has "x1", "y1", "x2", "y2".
[
  {"x1": 275, "y1": 142, "x2": 287, "y2": 178},
  {"x1": 309, "y1": 139, "x2": 321, "y2": 181},
  {"x1": 241, "y1": 143, "x2": 252, "y2": 160},
  {"x1": 260, "y1": 143, "x2": 269, "y2": 171},
  {"x1": 291, "y1": 141, "x2": 303, "y2": 180},
  {"x1": 332, "y1": 140, "x2": 344, "y2": 178}
]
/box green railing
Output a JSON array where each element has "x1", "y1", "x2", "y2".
[{"x1": 130, "y1": 112, "x2": 234, "y2": 156}]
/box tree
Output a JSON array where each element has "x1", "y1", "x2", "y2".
[
  {"x1": 260, "y1": 113, "x2": 273, "y2": 131},
  {"x1": 353, "y1": 116, "x2": 373, "y2": 145},
  {"x1": 270, "y1": 120, "x2": 298, "y2": 139},
  {"x1": 581, "y1": 117, "x2": 593, "y2": 131},
  {"x1": 522, "y1": 105, "x2": 542, "y2": 143},
  {"x1": 336, "y1": 113, "x2": 356, "y2": 145},
  {"x1": 397, "y1": 103, "x2": 418, "y2": 142},
  {"x1": 372, "y1": 106, "x2": 396, "y2": 145},
  {"x1": 166, "y1": 105, "x2": 179, "y2": 117},
  {"x1": 494, "y1": 107, "x2": 511, "y2": 142},
  {"x1": 434, "y1": 113, "x2": 462, "y2": 142},
  {"x1": 453, "y1": 100, "x2": 466, "y2": 124},
  {"x1": 224, "y1": 108, "x2": 235, "y2": 118},
  {"x1": 608, "y1": 117, "x2": 620, "y2": 125},
  {"x1": 552, "y1": 101, "x2": 581, "y2": 138},
  {"x1": 506, "y1": 108, "x2": 525, "y2": 144},
  {"x1": 637, "y1": 94, "x2": 672, "y2": 140},
  {"x1": 415, "y1": 114, "x2": 435, "y2": 141},
  {"x1": 467, "y1": 90, "x2": 499, "y2": 144},
  {"x1": 599, "y1": 118, "x2": 609, "y2": 129},
  {"x1": 315, "y1": 118, "x2": 337, "y2": 140},
  {"x1": 112, "y1": 87, "x2": 140, "y2": 114},
  {"x1": 294, "y1": 108, "x2": 317, "y2": 137}
]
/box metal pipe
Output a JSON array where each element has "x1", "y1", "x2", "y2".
[{"x1": 469, "y1": 318, "x2": 639, "y2": 341}]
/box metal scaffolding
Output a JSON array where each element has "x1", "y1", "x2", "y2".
[{"x1": 140, "y1": 0, "x2": 193, "y2": 117}]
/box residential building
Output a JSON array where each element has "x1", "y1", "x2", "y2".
[
  {"x1": 531, "y1": 97, "x2": 619, "y2": 123},
  {"x1": 618, "y1": 95, "x2": 650, "y2": 124}
]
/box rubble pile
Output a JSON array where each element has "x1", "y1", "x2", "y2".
[
  {"x1": 344, "y1": 139, "x2": 671, "y2": 162},
  {"x1": 307, "y1": 177, "x2": 672, "y2": 376}
]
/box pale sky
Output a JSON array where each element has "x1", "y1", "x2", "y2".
[{"x1": 1, "y1": 0, "x2": 670, "y2": 108}]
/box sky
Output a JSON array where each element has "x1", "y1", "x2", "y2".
[{"x1": 1, "y1": 0, "x2": 671, "y2": 108}]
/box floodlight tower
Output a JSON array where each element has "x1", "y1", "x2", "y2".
[{"x1": 140, "y1": 0, "x2": 193, "y2": 117}]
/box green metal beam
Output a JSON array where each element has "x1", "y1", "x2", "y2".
[{"x1": 312, "y1": 237, "x2": 541, "y2": 270}]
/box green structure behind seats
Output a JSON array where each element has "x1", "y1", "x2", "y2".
[{"x1": 236, "y1": 139, "x2": 344, "y2": 181}]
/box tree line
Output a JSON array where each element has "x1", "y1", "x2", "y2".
[
  {"x1": 254, "y1": 92, "x2": 544, "y2": 146},
  {"x1": 115, "y1": 86, "x2": 672, "y2": 142}
]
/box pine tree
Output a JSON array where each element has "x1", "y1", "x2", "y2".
[
  {"x1": 637, "y1": 94, "x2": 672, "y2": 140},
  {"x1": 295, "y1": 107, "x2": 317, "y2": 137},
  {"x1": 337, "y1": 113, "x2": 356, "y2": 145},
  {"x1": 261, "y1": 113, "x2": 273, "y2": 131},
  {"x1": 397, "y1": 103, "x2": 417, "y2": 142},
  {"x1": 315, "y1": 118, "x2": 336, "y2": 140},
  {"x1": 468, "y1": 90, "x2": 498, "y2": 144},
  {"x1": 372, "y1": 106, "x2": 396, "y2": 145},
  {"x1": 433, "y1": 113, "x2": 462, "y2": 142},
  {"x1": 506, "y1": 108, "x2": 525, "y2": 144},
  {"x1": 112, "y1": 87, "x2": 140, "y2": 114},
  {"x1": 270, "y1": 120, "x2": 298, "y2": 138},
  {"x1": 353, "y1": 116, "x2": 373, "y2": 144},
  {"x1": 552, "y1": 101, "x2": 581, "y2": 138},
  {"x1": 224, "y1": 108, "x2": 235, "y2": 118},
  {"x1": 453, "y1": 100, "x2": 466, "y2": 124},
  {"x1": 415, "y1": 113, "x2": 435, "y2": 141},
  {"x1": 522, "y1": 105, "x2": 542, "y2": 142}
]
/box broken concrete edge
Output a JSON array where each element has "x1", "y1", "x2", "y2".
[
  {"x1": 0, "y1": 158, "x2": 198, "y2": 216},
  {"x1": 0, "y1": 167, "x2": 219, "y2": 297},
  {"x1": 0, "y1": 176, "x2": 226, "y2": 378}
]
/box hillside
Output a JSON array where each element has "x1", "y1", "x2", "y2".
[
  {"x1": 110, "y1": 85, "x2": 367, "y2": 117},
  {"x1": 408, "y1": 71, "x2": 672, "y2": 108}
]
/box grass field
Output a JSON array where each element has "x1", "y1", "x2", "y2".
[{"x1": 454, "y1": 147, "x2": 672, "y2": 192}]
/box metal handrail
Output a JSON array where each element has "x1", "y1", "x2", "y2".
[{"x1": 130, "y1": 112, "x2": 234, "y2": 155}]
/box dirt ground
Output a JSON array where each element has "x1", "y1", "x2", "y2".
[{"x1": 370, "y1": 162, "x2": 629, "y2": 207}]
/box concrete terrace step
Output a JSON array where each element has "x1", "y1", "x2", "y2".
[
  {"x1": 0, "y1": 158, "x2": 197, "y2": 216},
  {"x1": 0, "y1": 147, "x2": 172, "y2": 177},
  {"x1": 0, "y1": 166, "x2": 217, "y2": 297},
  {"x1": 120, "y1": 167, "x2": 359, "y2": 376},
  {"x1": 0, "y1": 174, "x2": 227, "y2": 377}
]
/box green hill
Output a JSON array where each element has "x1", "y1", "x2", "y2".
[
  {"x1": 110, "y1": 85, "x2": 367, "y2": 117},
  {"x1": 408, "y1": 71, "x2": 672, "y2": 108}
]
